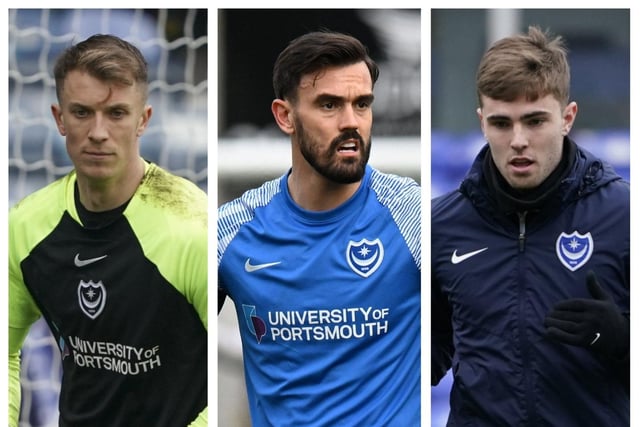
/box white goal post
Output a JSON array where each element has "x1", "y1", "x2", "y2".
[{"x1": 9, "y1": 9, "x2": 207, "y2": 426}]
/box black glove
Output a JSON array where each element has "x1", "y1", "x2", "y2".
[{"x1": 544, "y1": 270, "x2": 629, "y2": 358}]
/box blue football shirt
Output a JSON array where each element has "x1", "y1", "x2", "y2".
[{"x1": 218, "y1": 165, "x2": 421, "y2": 426}]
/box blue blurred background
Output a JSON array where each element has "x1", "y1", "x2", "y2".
[{"x1": 431, "y1": 9, "x2": 629, "y2": 426}]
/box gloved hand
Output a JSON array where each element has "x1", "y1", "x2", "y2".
[{"x1": 544, "y1": 270, "x2": 629, "y2": 358}]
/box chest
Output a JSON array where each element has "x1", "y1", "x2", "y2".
[
  {"x1": 21, "y1": 214, "x2": 181, "y2": 333},
  {"x1": 221, "y1": 207, "x2": 419, "y2": 309},
  {"x1": 432, "y1": 204, "x2": 628, "y2": 326}
]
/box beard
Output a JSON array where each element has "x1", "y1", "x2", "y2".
[{"x1": 293, "y1": 117, "x2": 371, "y2": 184}]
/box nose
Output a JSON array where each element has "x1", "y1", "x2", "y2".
[
  {"x1": 339, "y1": 105, "x2": 359, "y2": 131},
  {"x1": 88, "y1": 113, "x2": 108, "y2": 142},
  {"x1": 510, "y1": 123, "x2": 528, "y2": 151}
]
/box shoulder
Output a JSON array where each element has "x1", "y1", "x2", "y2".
[
  {"x1": 369, "y1": 168, "x2": 420, "y2": 208},
  {"x1": 135, "y1": 163, "x2": 207, "y2": 221},
  {"x1": 11, "y1": 173, "x2": 70, "y2": 215},
  {"x1": 140, "y1": 162, "x2": 207, "y2": 205},
  {"x1": 218, "y1": 175, "x2": 282, "y2": 227},
  {"x1": 127, "y1": 163, "x2": 207, "y2": 244},
  {"x1": 578, "y1": 175, "x2": 629, "y2": 219},
  {"x1": 431, "y1": 189, "x2": 479, "y2": 244},
  {"x1": 431, "y1": 189, "x2": 467, "y2": 217},
  {"x1": 217, "y1": 175, "x2": 283, "y2": 262},
  {"x1": 10, "y1": 173, "x2": 72, "y2": 233},
  {"x1": 574, "y1": 145, "x2": 629, "y2": 198},
  {"x1": 369, "y1": 168, "x2": 421, "y2": 265},
  {"x1": 9, "y1": 173, "x2": 74, "y2": 264}
]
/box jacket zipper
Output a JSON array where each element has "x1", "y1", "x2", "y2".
[
  {"x1": 517, "y1": 210, "x2": 536, "y2": 423},
  {"x1": 518, "y1": 211, "x2": 527, "y2": 252}
]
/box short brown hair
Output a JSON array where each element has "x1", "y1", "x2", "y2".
[
  {"x1": 53, "y1": 34, "x2": 149, "y2": 102},
  {"x1": 272, "y1": 31, "x2": 379, "y2": 102},
  {"x1": 476, "y1": 26, "x2": 570, "y2": 107}
]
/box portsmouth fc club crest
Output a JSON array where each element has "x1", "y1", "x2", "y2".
[
  {"x1": 556, "y1": 231, "x2": 593, "y2": 271},
  {"x1": 346, "y1": 238, "x2": 384, "y2": 278},
  {"x1": 78, "y1": 280, "x2": 107, "y2": 319}
]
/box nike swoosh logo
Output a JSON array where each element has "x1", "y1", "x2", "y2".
[
  {"x1": 74, "y1": 253, "x2": 108, "y2": 267},
  {"x1": 451, "y1": 247, "x2": 488, "y2": 264},
  {"x1": 244, "y1": 259, "x2": 281, "y2": 272}
]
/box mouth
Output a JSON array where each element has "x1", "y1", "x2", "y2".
[
  {"x1": 84, "y1": 151, "x2": 114, "y2": 159},
  {"x1": 337, "y1": 140, "x2": 359, "y2": 153},
  {"x1": 509, "y1": 157, "x2": 534, "y2": 173}
]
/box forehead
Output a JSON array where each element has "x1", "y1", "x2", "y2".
[
  {"x1": 298, "y1": 62, "x2": 372, "y2": 97},
  {"x1": 480, "y1": 93, "x2": 563, "y2": 118},
  {"x1": 60, "y1": 70, "x2": 143, "y2": 105}
]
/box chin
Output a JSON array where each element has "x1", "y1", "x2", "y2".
[
  {"x1": 77, "y1": 166, "x2": 114, "y2": 181},
  {"x1": 509, "y1": 180, "x2": 540, "y2": 191}
]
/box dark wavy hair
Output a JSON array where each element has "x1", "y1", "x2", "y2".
[{"x1": 272, "y1": 31, "x2": 379, "y2": 103}]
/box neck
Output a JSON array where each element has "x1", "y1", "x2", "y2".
[
  {"x1": 76, "y1": 158, "x2": 145, "y2": 212},
  {"x1": 287, "y1": 167, "x2": 361, "y2": 211},
  {"x1": 484, "y1": 138, "x2": 575, "y2": 213}
]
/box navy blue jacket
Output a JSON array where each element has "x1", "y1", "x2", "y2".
[{"x1": 432, "y1": 140, "x2": 629, "y2": 426}]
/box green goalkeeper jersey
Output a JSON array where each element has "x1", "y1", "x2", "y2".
[{"x1": 9, "y1": 161, "x2": 207, "y2": 427}]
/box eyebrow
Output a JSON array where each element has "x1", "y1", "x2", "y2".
[
  {"x1": 314, "y1": 93, "x2": 375, "y2": 105},
  {"x1": 486, "y1": 110, "x2": 551, "y2": 121},
  {"x1": 67, "y1": 101, "x2": 132, "y2": 111}
]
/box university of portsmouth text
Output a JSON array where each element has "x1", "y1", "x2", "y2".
[
  {"x1": 68, "y1": 336, "x2": 161, "y2": 375},
  {"x1": 268, "y1": 306, "x2": 391, "y2": 342}
]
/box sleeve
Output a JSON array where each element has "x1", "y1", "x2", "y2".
[
  {"x1": 131, "y1": 168, "x2": 209, "y2": 331},
  {"x1": 610, "y1": 254, "x2": 630, "y2": 393},
  {"x1": 188, "y1": 407, "x2": 208, "y2": 426},
  {"x1": 8, "y1": 352, "x2": 20, "y2": 427},
  {"x1": 186, "y1": 227, "x2": 208, "y2": 331},
  {"x1": 9, "y1": 326, "x2": 32, "y2": 427},
  {"x1": 608, "y1": 320, "x2": 630, "y2": 394},
  {"x1": 431, "y1": 271, "x2": 454, "y2": 386},
  {"x1": 607, "y1": 235, "x2": 631, "y2": 393},
  {"x1": 9, "y1": 213, "x2": 43, "y2": 426}
]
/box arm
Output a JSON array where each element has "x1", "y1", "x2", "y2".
[
  {"x1": 8, "y1": 248, "x2": 41, "y2": 427},
  {"x1": 9, "y1": 325, "x2": 32, "y2": 427},
  {"x1": 431, "y1": 271, "x2": 454, "y2": 385}
]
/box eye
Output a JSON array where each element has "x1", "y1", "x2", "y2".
[
  {"x1": 491, "y1": 120, "x2": 510, "y2": 129},
  {"x1": 356, "y1": 100, "x2": 371, "y2": 109},
  {"x1": 72, "y1": 108, "x2": 89, "y2": 118},
  {"x1": 110, "y1": 109, "x2": 127, "y2": 119},
  {"x1": 527, "y1": 117, "x2": 545, "y2": 126},
  {"x1": 321, "y1": 102, "x2": 335, "y2": 110}
]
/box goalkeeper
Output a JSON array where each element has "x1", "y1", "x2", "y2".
[{"x1": 9, "y1": 34, "x2": 207, "y2": 426}]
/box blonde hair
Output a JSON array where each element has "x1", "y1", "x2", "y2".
[{"x1": 53, "y1": 34, "x2": 149, "y2": 102}]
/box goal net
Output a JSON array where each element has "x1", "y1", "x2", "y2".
[{"x1": 8, "y1": 9, "x2": 208, "y2": 426}]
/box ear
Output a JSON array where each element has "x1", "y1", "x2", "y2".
[
  {"x1": 476, "y1": 107, "x2": 486, "y2": 136},
  {"x1": 51, "y1": 104, "x2": 66, "y2": 136},
  {"x1": 561, "y1": 101, "x2": 578, "y2": 136},
  {"x1": 136, "y1": 105, "x2": 153, "y2": 137},
  {"x1": 271, "y1": 99, "x2": 295, "y2": 135}
]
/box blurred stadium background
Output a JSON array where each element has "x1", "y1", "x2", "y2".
[
  {"x1": 431, "y1": 9, "x2": 630, "y2": 426},
  {"x1": 9, "y1": 9, "x2": 207, "y2": 426},
  {"x1": 217, "y1": 9, "x2": 420, "y2": 427}
]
